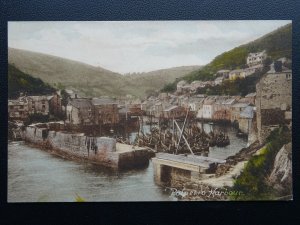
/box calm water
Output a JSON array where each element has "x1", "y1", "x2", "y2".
[
  {"x1": 8, "y1": 123, "x2": 247, "y2": 202},
  {"x1": 8, "y1": 142, "x2": 173, "y2": 202},
  {"x1": 200, "y1": 123, "x2": 248, "y2": 160}
]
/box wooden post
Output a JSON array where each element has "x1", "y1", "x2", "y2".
[
  {"x1": 174, "y1": 120, "x2": 194, "y2": 155},
  {"x1": 175, "y1": 107, "x2": 190, "y2": 154}
]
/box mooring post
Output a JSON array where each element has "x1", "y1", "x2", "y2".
[{"x1": 175, "y1": 107, "x2": 190, "y2": 154}]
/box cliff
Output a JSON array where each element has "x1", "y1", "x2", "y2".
[{"x1": 269, "y1": 142, "x2": 292, "y2": 196}]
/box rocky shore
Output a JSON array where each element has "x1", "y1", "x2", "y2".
[{"x1": 166, "y1": 141, "x2": 263, "y2": 201}]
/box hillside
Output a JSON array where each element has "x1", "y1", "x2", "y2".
[
  {"x1": 8, "y1": 48, "x2": 201, "y2": 98},
  {"x1": 123, "y1": 66, "x2": 202, "y2": 96},
  {"x1": 182, "y1": 23, "x2": 292, "y2": 83},
  {"x1": 8, "y1": 48, "x2": 126, "y2": 97},
  {"x1": 8, "y1": 64, "x2": 55, "y2": 99}
]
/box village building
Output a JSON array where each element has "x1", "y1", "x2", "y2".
[
  {"x1": 64, "y1": 89, "x2": 80, "y2": 99},
  {"x1": 240, "y1": 67, "x2": 256, "y2": 78},
  {"x1": 229, "y1": 67, "x2": 261, "y2": 80},
  {"x1": 141, "y1": 97, "x2": 163, "y2": 117},
  {"x1": 190, "y1": 81, "x2": 205, "y2": 93},
  {"x1": 118, "y1": 107, "x2": 131, "y2": 121},
  {"x1": 214, "y1": 69, "x2": 230, "y2": 78},
  {"x1": 236, "y1": 97, "x2": 252, "y2": 105},
  {"x1": 229, "y1": 69, "x2": 244, "y2": 80},
  {"x1": 277, "y1": 57, "x2": 292, "y2": 68},
  {"x1": 201, "y1": 96, "x2": 218, "y2": 119},
  {"x1": 19, "y1": 95, "x2": 50, "y2": 116},
  {"x1": 256, "y1": 62, "x2": 292, "y2": 143},
  {"x1": 92, "y1": 98, "x2": 119, "y2": 125},
  {"x1": 246, "y1": 50, "x2": 267, "y2": 67},
  {"x1": 178, "y1": 96, "x2": 189, "y2": 108},
  {"x1": 238, "y1": 106, "x2": 254, "y2": 134},
  {"x1": 158, "y1": 92, "x2": 170, "y2": 101},
  {"x1": 66, "y1": 98, "x2": 94, "y2": 126},
  {"x1": 245, "y1": 92, "x2": 256, "y2": 105},
  {"x1": 163, "y1": 105, "x2": 186, "y2": 119},
  {"x1": 127, "y1": 104, "x2": 144, "y2": 116},
  {"x1": 176, "y1": 80, "x2": 190, "y2": 93},
  {"x1": 214, "y1": 76, "x2": 225, "y2": 85},
  {"x1": 188, "y1": 96, "x2": 205, "y2": 112},
  {"x1": 141, "y1": 100, "x2": 154, "y2": 116},
  {"x1": 212, "y1": 96, "x2": 238, "y2": 121},
  {"x1": 230, "y1": 102, "x2": 249, "y2": 123},
  {"x1": 153, "y1": 102, "x2": 164, "y2": 118},
  {"x1": 8, "y1": 92, "x2": 63, "y2": 120},
  {"x1": 8, "y1": 98, "x2": 30, "y2": 121},
  {"x1": 47, "y1": 92, "x2": 62, "y2": 117}
]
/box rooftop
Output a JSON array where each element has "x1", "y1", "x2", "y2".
[
  {"x1": 92, "y1": 98, "x2": 116, "y2": 105},
  {"x1": 229, "y1": 69, "x2": 244, "y2": 74},
  {"x1": 217, "y1": 69, "x2": 230, "y2": 73},
  {"x1": 164, "y1": 105, "x2": 179, "y2": 112},
  {"x1": 232, "y1": 102, "x2": 249, "y2": 108},
  {"x1": 69, "y1": 98, "x2": 93, "y2": 109}
]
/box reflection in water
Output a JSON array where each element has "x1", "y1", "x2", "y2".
[
  {"x1": 8, "y1": 123, "x2": 247, "y2": 202},
  {"x1": 8, "y1": 142, "x2": 173, "y2": 202},
  {"x1": 198, "y1": 122, "x2": 248, "y2": 160}
]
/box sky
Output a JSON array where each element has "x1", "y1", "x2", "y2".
[{"x1": 8, "y1": 20, "x2": 291, "y2": 74}]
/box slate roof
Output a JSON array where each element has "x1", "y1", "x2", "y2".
[
  {"x1": 164, "y1": 105, "x2": 180, "y2": 112},
  {"x1": 26, "y1": 96, "x2": 49, "y2": 101},
  {"x1": 69, "y1": 98, "x2": 93, "y2": 109},
  {"x1": 92, "y1": 98, "x2": 116, "y2": 105},
  {"x1": 231, "y1": 103, "x2": 249, "y2": 108}
]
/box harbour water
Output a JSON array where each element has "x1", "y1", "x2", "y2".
[{"x1": 8, "y1": 123, "x2": 247, "y2": 202}]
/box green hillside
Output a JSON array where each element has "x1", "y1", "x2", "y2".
[
  {"x1": 8, "y1": 48, "x2": 200, "y2": 98},
  {"x1": 162, "y1": 23, "x2": 292, "y2": 93},
  {"x1": 183, "y1": 23, "x2": 292, "y2": 83},
  {"x1": 8, "y1": 48, "x2": 126, "y2": 97},
  {"x1": 8, "y1": 64, "x2": 55, "y2": 98}
]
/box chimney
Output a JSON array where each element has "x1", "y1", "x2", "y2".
[{"x1": 274, "y1": 61, "x2": 282, "y2": 72}]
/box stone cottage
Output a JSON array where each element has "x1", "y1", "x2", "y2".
[
  {"x1": 66, "y1": 98, "x2": 94, "y2": 126},
  {"x1": 256, "y1": 63, "x2": 292, "y2": 144},
  {"x1": 92, "y1": 98, "x2": 120, "y2": 125},
  {"x1": 8, "y1": 98, "x2": 30, "y2": 120}
]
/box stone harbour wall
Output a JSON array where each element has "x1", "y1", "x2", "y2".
[{"x1": 23, "y1": 126, "x2": 146, "y2": 169}]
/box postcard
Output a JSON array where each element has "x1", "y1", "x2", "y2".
[{"x1": 7, "y1": 20, "x2": 292, "y2": 202}]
